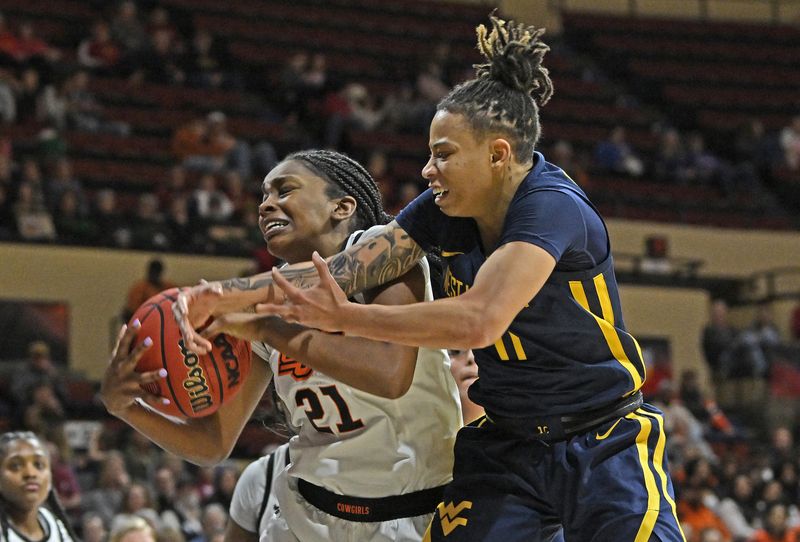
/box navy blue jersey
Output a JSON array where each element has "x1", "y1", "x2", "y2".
[{"x1": 396, "y1": 152, "x2": 645, "y2": 418}]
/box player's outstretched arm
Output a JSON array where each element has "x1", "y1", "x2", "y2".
[
  {"x1": 202, "y1": 265, "x2": 426, "y2": 399},
  {"x1": 100, "y1": 322, "x2": 272, "y2": 466},
  {"x1": 260, "y1": 241, "x2": 557, "y2": 350},
  {"x1": 175, "y1": 221, "x2": 425, "y2": 353}
]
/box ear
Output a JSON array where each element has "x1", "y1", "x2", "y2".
[
  {"x1": 489, "y1": 138, "x2": 513, "y2": 169},
  {"x1": 331, "y1": 195, "x2": 357, "y2": 221}
]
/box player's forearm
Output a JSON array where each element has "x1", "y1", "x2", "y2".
[
  {"x1": 341, "y1": 293, "x2": 504, "y2": 350},
  {"x1": 114, "y1": 406, "x2": 237, "y2": 466},
  {"x1": 213, "y1": 222, "x2": 424, "y2": 309},
  {"x1": 256, "y1": 318, "x2": 417, "y2": 398}
]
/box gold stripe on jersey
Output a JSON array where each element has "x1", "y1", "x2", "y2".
[
  {"x1": 639, "y1": 410, "x2": 688, "y2": 541},
  {"x1": 569, "y1": 278, "x2": 643, "y2": 393},
  {"x1": 593, "y1": 273, "x2": 614, "y2": 325},
  {"x1": 494, "y1": 337, "x2": 510, "y2": 360},
  {"x1": 627, "y1": 410, "x2": 660, "y2": 542},
  {"x1": 509, "y1": 332, "x2": 527, "y2": 360}
]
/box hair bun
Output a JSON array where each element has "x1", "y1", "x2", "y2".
[{"x1": 475, "y1": 15, "x2": 553, "y2": 107}]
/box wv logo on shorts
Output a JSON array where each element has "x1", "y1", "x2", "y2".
[
  {"x1": 437, "y1": 501, "x2": 472, "y2": 536},
  {"x1": 277, "y1": 353, "x2": 313, "y2": 381}
]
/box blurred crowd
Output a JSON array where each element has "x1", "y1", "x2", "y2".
[{"x1": 0, "y1": 2, "x2": 799, "y2": 264}]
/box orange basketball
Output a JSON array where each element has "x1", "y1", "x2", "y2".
[{"x1": 129, "y1": 288, "x2": 252, "y2": 418}]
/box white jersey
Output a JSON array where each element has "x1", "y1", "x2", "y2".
[
  {"x1": 229, "y1": 444, "x2": 291, "y2": 535},
  {"x1": 251, "y1": 227, "x2": 462, "y2": 499},
  {"x1": 0, "y1": 508, "x2": 74, "y2": 542}
]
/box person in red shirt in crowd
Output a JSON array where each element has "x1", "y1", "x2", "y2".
[
  {"x1": 750, "y1": 504, "x2": 800, "y2": 542},
  {"x1": 678, "y1": 481, "x2": 732, "y2": 542},
  {"x1": 77, "y1": 20, "x2": 121, "y2": 74}
]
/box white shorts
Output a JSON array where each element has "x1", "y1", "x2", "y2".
[{"x1": 262, "y1": 466, "x2": 435, "y2": 542}]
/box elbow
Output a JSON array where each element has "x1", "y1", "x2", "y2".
[
  {"x1": 377, "y1": 347, "x2": 416, "y2": 399},
  {"x1": 188, "y1": 445, "x2": 232, "y2": 467},
  {"x1": 461, "y1": 309, "x2": 508, "y2": 350}
]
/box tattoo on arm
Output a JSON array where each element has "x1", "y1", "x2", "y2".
[
  {"x1": 330, "y1": 226, "x2": 424, "y2": 296},
  {"x1": 218, "y1": 225, "x2": 424, "y2": 297}
]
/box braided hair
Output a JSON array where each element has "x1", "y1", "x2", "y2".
[
  {"x1": 0, "y1": 432, "x2": 78, "y2": 542},
  {"x1": 285, "y1": 149, "x2": 392, "y2": 231},
  {"x1": 438, "y1": 14, "x2": 554, "y2": 161}
]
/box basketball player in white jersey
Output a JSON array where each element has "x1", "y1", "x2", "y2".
[
  {"x1": 101, "y1": 150, "x2": 462, "y2": 542},
  {"x1": 0, "y1": 432, "x2": 77, "y2": 542}
]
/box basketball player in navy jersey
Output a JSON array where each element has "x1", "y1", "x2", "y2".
[{"x1": 179, "y1": 16, "x2": 685, "y2": 542}]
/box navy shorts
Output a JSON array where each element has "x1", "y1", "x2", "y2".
[{"x1": 424, "y1": 404, "x2": 685, "y2": 542}]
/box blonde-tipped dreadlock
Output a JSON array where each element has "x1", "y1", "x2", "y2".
[{"x1": 437, "y1": 14, "x2": 554, "y2": 160}]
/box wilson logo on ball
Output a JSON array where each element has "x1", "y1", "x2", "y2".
[{"x1": 178, "y1": 339, "x2": 214, "y2": 415}]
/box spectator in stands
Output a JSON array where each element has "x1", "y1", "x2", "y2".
[
  {"x1": 115, "y1": 482, "x2": 159, "y2": 530},
  {"x1": 0, "y1": 182, "x2": 12, "y2": 239},
  {"x1": 593, "y1": 125, "x2": 644, "y2": 177},
  {"x1": 110, "y1": 1, "x2": 148, "y2": 58},
  {"x1": 653, "y1": 128, "x2": 687, "y2": 183},
  {"x1": 750, "y1": 503, "x2": 800, "y2": 542},
  {"x1": 679, "y1": 369, "x2": 734, "y2": 437},
  {"x1": 13, "y1": 159, "x2": 55, "y2": 241},
  {"x1": 152, "y1": 466, "x2": 194, "y2": 537},
  {"x1": 134, "y1": 27, "x2": 185, "y2": 86},
  {"x1": 276, "y1": 52, "x2": 309, "y2": 117},
  {"x1": 0, "y1": 12, "x2": 15, "y2": 68},
  {"x1": 302, "y1": 53, "x2": 328, "y2": 97},
  {"x1": 129, "y1": 193, "x2": 171, "y2": 250},
  {"x1": 651, "y1": 379, "x2": 717, "y2": 465},
  {"x1": 189, "y1": 503, "x2": 226, "y2": 542},
  {"x1": 702, "y1": 299, "x2": 738, "y2": 379},
  {"x1": 416, "y1": 60, "x2": 450, "y2": 103},
  {"x1": 550, "y1": 139, "x2": 589, "y2": 187},
  {"x1": 21, "y1": 381, "x2": 65, "y2": 438},
  {"x1": 147, "y1": 7, "x2": 180, "y2": 48},
  {"x1": 14, "y1": 66, "x2": 42, "y2": 124},
  {"x1": 735, "y1": 304, "x2": 781, "y2": 379},
  {"x1": 382, "y1": 80, "x2": 434, "y2": 134},
  {"x1": 779, "y1": 115, "x2": 800, "y2": 171},
  {"x1": 53, "y1": 190, "x2": 96, "y2": 245},
  {"x1": 768, "y1": 426, "x2": 795, "y2": 469},
  {"x1": 716, "y1": 473, "x2": 758, "y2": 542},
  {"x1": 682, "y1": 132, "x2": 736, "y2": 197},
  {"x1": 366, "y1": 149, "x2": 399, "y2": 213},
  {"x1": 156, "y1": 165, "x2": 189, "y2": 210},
  {"x1": 45, "y1": 440, "x2": 82, "y2": 516},
  {"x1": 183, "y1": 29, "x2": 237, "y2": 90},
  {"x1": 678, "y1": 478, "x2": 732, "y2": 542},
  {"x1": 46, "y1": 157, "x2": 87, "y2": 212},
  {"x1": 177, "y1": 110, "x2": 276, "y2": 182},
  {"x1": 9, "y1": 340, "x2": 66, "y2": 410},
  {"x1": 322, "y1": 82, "x2": 385, "y2": 149},
  {"x1": 108, "y1": 515, "x2": 156, "y2": 542},
  {"x1": 2, "y1": 20, "x2": 60, "y2": 70},
  {"x1": 82, "y1": 450, "x2": 131, "y2": 527},
  {"x1": 63, "y1": 70, "x2": 130, "y2": 136},
  {"x1": 123, "y1": 258, "x2": 175, "y2": 321},
  {"x1": 81, "y1": 512, "x2": 108, "y2": 542},
  {"x1": 78, "y1": 20, "x2": 123, "y2": 75},
  {"x1": 204, "y1": 466, "x2": 237, "y2": 510},
  {"x1": 165, "y1": 196, "x2": 195, "y2": 251},
  {"x1": 189, "y1": 172, "x2": 233, "y2": 223},
  {"x1": 91, "y1": 188, "x2": 128, "y2": 247},
  {"x1": 121, "y1": 429, "x2": 162, "y2": 483},
  {"x1": 755, "y1": 480, "x2": 800, "y2": 528},
  {"x1": 0, "y1": 67, "x2": 16, "y2": 123}
]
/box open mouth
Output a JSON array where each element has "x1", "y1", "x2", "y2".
[
  {"x1": 263, "y1": 219, "x2": 289, "y2": 238},
  {"x1": 432, "y1": 188, "x2": 449, "y2": 204}
]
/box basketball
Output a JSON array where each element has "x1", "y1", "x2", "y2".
[{"x1": 129, "y1": 288, "x2": 252, "y2": 418}]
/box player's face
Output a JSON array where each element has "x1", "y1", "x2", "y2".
[
  {"x1": 259, "y1": 160, "x2": 341, "y2": 264},
  {"x1": 448, "y1": 349, "x2": 478, "y2": 392},
  {"x1": 0, "y1": 438, "x2": 51, "y2": 512},
  {"x1": 422, "y1": 111, "x2": 495, "y2": 218}
]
